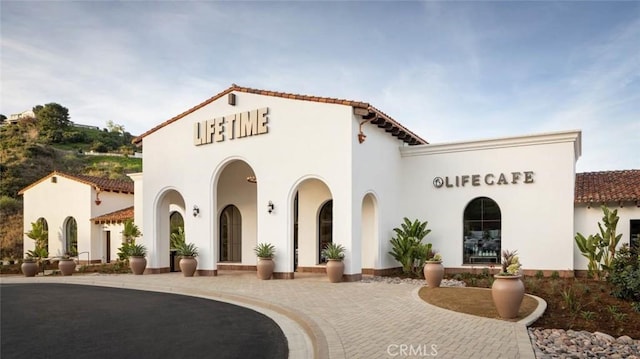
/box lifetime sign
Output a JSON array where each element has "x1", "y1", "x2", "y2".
[
  {"x1": 194, "y1": 107, "x2": 269, "y2": 146},
  {"x1": 433, "y1": 171, "x2": 534, "y2": 188}
]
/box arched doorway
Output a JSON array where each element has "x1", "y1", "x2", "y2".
[
  {"x1": 169, "y1": 211, "x2": 184, "y2": 272},
  {"x1": 220, "y1": 205, "x2": 242, "y2": 262},
  {"x1": 291, "y1": 177, "x2": 332, "y2": 271},
  {"x1": 64, "y1": 217, "x2": 78, "y2": 256},
  {"x1": 154, "y1": 189, "x2": 186, "y2": 271},
  {"x1": 216, "y1": 160, "x2": 256, "y2": 267},
  {"x1": 318, "y1": 200, "x2": 333, "y2": 263},
  {"x1": 361, "y1": 193, "x2": 378, "y2": 271},
  {"x1": 463, "y1": 197, "x2": 501, "y2": 264}
]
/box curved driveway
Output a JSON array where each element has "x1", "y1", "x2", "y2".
[{"x1": 1, "y1": 272, "x2": 536, "y2": 358}]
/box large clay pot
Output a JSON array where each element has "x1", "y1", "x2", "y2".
[
  {"x1": 179, "y1": 256, "x2": 198, "y2": 277},
  {"x1": 256, "y1": 257, "x2": 274, "y2": 280},
  {"x1": 58, "y1": 259, "x2": 76, "y2": 276},
  {"x1": 326, "y1": 259, "x2": 344, "y2": 283},
  {"x1": 491, "y1": 275, "x2": 525, "y2": 319},
  {"x1": 423, "y1": 261, "x2": 444, "y2": 288},
  {"x1": 129, "y1": 256, "x2": 147, "y2": 275},
  {"x1": 21, "y1": 261, "x2": 38, "y2": 277}
]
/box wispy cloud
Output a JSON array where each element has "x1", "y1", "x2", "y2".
[{"x1": 1, "y1": 1, "x2": 638, "y2": 171}]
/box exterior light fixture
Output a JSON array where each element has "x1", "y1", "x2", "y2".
[
  {"x1": 358, "y1": 117, "x2": 375, "y2": 144},
  {"x1": 268, "y1": 201, "x2": 274, "y2": 214},
  {"x1": 193, "y1": 205, "x2": 200, "y2": 217},
  {"x1": 95, "y1": 190, "x2": 102, "y2": 206},
  {"x1": 247, "y1": 175, "x2": 257, "y2": 183}
]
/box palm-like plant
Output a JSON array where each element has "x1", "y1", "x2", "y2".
[
  {"x1": 172, "y1": 241, "x2": 199, "y2": 258},
  {"x1": 122, "y1": 219, "x2": 142, "y2": 244},
  {"x1": 389, "y1": 218, "x2": 432, "y2": 275}
]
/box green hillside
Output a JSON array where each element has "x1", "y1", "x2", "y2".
[{"x1": 0, "y1": 104, "x2": 142, "y2": 259}]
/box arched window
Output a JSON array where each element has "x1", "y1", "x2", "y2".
[
  {"x1": 318, "y1": 200, "x2": 333, "y2": 263},
  {"x1": 36, "y1": 217, "x2": 49, "y2": 252},
  {"x1": 463, "y1": 197, "x2": 501, "y2": 264},
  {"x1": 65, "y1": 217, "x2": 78, "y2": 256},
  {"x1": 220, "y1": 205, "x2": 241, "y2": 262}
]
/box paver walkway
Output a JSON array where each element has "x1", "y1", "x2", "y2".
[{"x1": 1, "y1": 272, "x2": 536, "y2": 359}]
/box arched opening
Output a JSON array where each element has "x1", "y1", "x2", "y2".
[
  {"x1": 169, "y1": 211, "x2": 184, "y2": 271},
  {"x1": 37, "y1": 217, "x2": 49, "y2": 253},
  {"x1": 154, "y1": 189, "x2": 186, "y2": 271},
  {"x1": 64, "y1": 217, "x2": 78, "y2": 256},
  {"x1": 220, "y1": 205, "x2": 242, "y2": 262},
  {"x1": 216, "y1": 160, "x2": 256, "y2": 267},
  {"x1": 291, "y1": 177, "x2": 332, "y2": 270},
  {"x1": 463, "y1": 197, "x2": 501, "y2": 264},
  {"x1": 318, "y1": 200, "x2": 333, "y2": 263},
  {"x1": 361, "y1": 193, "x2": 378, "y2": 271}
]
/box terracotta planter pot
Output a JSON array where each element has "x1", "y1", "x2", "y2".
[
  {"x1": 491, "y1": 275, "x2": 525, "y2": 319},
  {"x1": 326, "y1": 259, "x2": 344, "y2": 283},
  {"x1": 256, "y1": 257, "x2": 274, "y2": 280},
  {"x1": 21, "y1": 261, "x2": 38, "y2": 277},
  {"x1": 179, "y1": 256, "x2": 198, "y2": 277},
  {"x1": 129, "y1": 256, "x2": 147, "y2": 275},
  {"x1": 58, "y1": 259, "x2": 76, "y2": 276},
  {"x1": 423, "y1": 261, "x2": 444, "y2": 288}
]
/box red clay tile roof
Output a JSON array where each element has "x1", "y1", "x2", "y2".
[
  {"x1": 91, "y1": 206, "x2": 134, "y2": 224},
  {"x1": 18, "y1": 171, "x2": 134, "y2": 195},
  {"x1": 133, "y1": 84, "x2": 427, "y2": 146},
  {"x1": 575, "y1": 170, "x2": 640, "y2": 204}
]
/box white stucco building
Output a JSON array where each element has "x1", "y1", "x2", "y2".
[
  {"x1": 20, "y1": 85, "x2": 640, "y2": 279},
  {"x1": 20, "y1": 172, "x2": 134, "y2": 263}
]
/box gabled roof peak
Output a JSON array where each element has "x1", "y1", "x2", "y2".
[{"x1": 133, "y1": 84, "x2": 427, "y2": 145}]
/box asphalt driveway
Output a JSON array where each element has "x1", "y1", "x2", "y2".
[{"x1": 1, "y1": 283, "x2": 288, "y2": 359}]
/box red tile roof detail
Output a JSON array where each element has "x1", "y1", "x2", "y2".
[
  {"x1": 132, "y1": 84, "x2": 427, "y2": 145},
  {"x1": 575, "y1": 170, "x2": 640, "y2": 203},
  {"x1": 18, "y1": 171, "x2": 134, "y2": 195},
  {"x1": 91, "y1": 206, "x2": 134, "y2": 224}
]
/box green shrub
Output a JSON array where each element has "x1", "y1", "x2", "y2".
[
  {"x1": 388, "y1": 218, "x2": 432, "y2": 276},
  {"x1": 535, "y1": 270, "x2": 544, "y2": 280},
  {"x1": 607, "y1": 244, "x2": 640, "y2": 303},
  {"x1": 551, "y1": 271, "x2": 560, "y2": 280}
]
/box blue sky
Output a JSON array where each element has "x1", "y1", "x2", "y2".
[{"x1": 1, "y1": 1, "x2": 638, "y2": 172}]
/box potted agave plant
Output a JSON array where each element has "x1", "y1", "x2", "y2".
[
  {"x1": 254, "y1": 243, "x2": 275, "y2": 280},
  {"x1": 423, "y1": 252, "x2": 444, "y2": 288},
  {"x1": 322, "y1": 242, "x2": 346, "y2": 283},
  {"x1": 491, "y1": 249, "x2": 524, "y2": 319},
  {"x1": 170, "y1": 227, "x2": 198, "y2": 277},
  {"x1": 128, "y1": 244, "x2": 147, "y2": 275},
  {"x1": 172, "y1": 241, "x2": 199, "y2": 277}
]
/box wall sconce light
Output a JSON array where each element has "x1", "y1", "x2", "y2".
[
  {"x1": 193, "y1": 205, "x2": 200, "y2": 217},
  {"x1": 268, "y1": 201, "x2": 275, "y2": 214},
  {"x1": 247, "y1": 175, "x2": 257, "y2": 183},
  {"x1": 95, "y1": 190, "x2": 102, "y2": 206}
]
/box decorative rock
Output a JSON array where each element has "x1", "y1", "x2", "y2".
[
  {"x1": 618, "y1": 335, "x2": 633, "y2": 344},
  {"x1": 529, "y1": 328, "x2": 640, "y2": 359}
]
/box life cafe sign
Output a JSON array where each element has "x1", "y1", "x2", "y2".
[
  {"x1": 194, "y1": 107, "x2": 269, "y2": 146},
  {"x1": 433, "y1": 171, "x2": 534, "y2": 188}
]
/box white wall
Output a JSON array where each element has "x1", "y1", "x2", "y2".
[
  {"x1": 22, "y1": 174, "x2": 133, "y2": 262},
  {"x1": 399, "y1": 131, "x2": 580, "y2": 272},
  {"x1": 140, "y1": 91, "x2": 355, "y2": 273},
  {"x1": 574, "y1": 203, "x2": 640, "y2": 270},
  {"x1": 23, "y1": 175, "x2": 91, "y2": 258}
]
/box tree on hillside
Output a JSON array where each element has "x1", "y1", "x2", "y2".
[
  {"x1": 106, "y1": 120, "x2": 125, "y2": 134},
  {"x1": 33, "y1": 103, "x2": 71, "y2": 143},
  {"x1": 0, "y1": 114, "x2": 6, "y2": 121}
]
